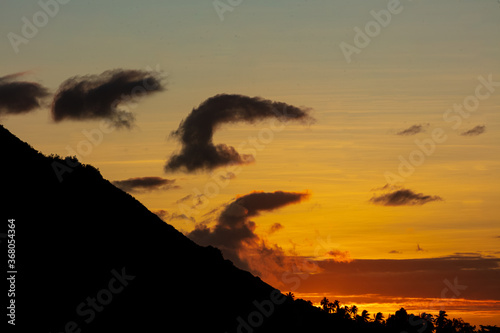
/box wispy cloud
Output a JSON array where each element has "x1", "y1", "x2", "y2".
[
  {"x1": 165, "y1": 94, "x2": 314, "y2": 173},
  {"x1": 268, "y1": 223, "x2": 284, "y2": 234},
  {"x1": 219, "y1": 172, "x2": 236, "y2": 180},
  {"x1": 396, "y1": 124, "x2": 427, "y2": 136},
  {"x1": 169, "y1": 213, "x2": 195, "y2": 223},
  {"x1": 112, "y1": 176, "x2": 176, "y2": 193},
  {"x1": 327, "y1": 249, "x2": 353, "y2": 263},
  {"x1": 0, "y1": 72, "x2": 50, "y2": 115},
  {"x1": 176, "y1": 194, "x2": 194, "y2": 204},
  {"x1": 371, "y1": 186, "x2": 443, "y2": 206},
  {"x1": 153, "y1": 209, "x2": 170, "y2": 221},
  {"x1": 460, "y1": 125, "x2": 486, "y2": 137}
]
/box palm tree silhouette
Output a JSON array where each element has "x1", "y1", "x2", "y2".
[
  {"x1": 331, "y1": 299, "x2": 340, "y2": 313},
  {"x1": 358, "y1": 309, "x2": 370, "y2": 323},
  {"x1": 320, "y1": 297, "x2": 330, "y2": 313},
  {"x1": 350, "y1": 305, "x2": 358, "y2": 317},
  {"x1": 436, "y1": 311, "x2": 451, "y2": 333},
  {"x1": 342, "y1": 305, "x2": 352, "y2": 320},
  {"x1": 451, "y1": 318, "x2": 476, "y2": 333},
  {"x1": 419, "y1": 313, "x2": 435, "y2": 333},
  {"x1": 336, "y1": 306, "x2": 347, "y2": 320},
  {"x1": 374, "y1": 312, "x2": 385, "y2": 324}
]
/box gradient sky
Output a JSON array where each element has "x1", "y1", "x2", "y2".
[{"x1": 1, "y1": 0, "x2": 499, "y2": 326}]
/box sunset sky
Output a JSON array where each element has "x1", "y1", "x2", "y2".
[{"x1": 1, "y1": 0, "x2": 499, "y2": 326}]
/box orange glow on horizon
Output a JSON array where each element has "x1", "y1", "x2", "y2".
[{"x1": 291, "y1": 292, "x2": 500, "y2": 327}]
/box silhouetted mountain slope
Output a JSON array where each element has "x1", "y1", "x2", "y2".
[{"x1": 0, "y1": 125, "x2": 327, "y2": 333}]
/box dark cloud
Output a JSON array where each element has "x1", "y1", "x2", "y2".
[
  {"x1": 165, "y1": 94, "x2": 314, "y2": 173},
  {"x1": 460, "y1": 125, "x2": 486, "y2": 137},
  {"x1": 176, "y1": 194, "x2": 193, "y2": 204},
  {"x1": 298, "y1": 255, "x2": 500, "y2": 301},
  {"x1": 0, "y1": 72, "x2": 50, "y2": 115},
  {"x1": 52, "y1": 69, "x2": 165, "y2": 128},
  {"x1": 372, "y1": 183, "x2": 399, "y2": 191},
  {"x1": 153, "y1": 209, "x2": 170, "y2": 221},
  {"x1": 326, "y1": 250, "x2": 352, "y2": 263},
  {"x1": 269, "y1": 223, "x2": 283, "y2": 234},
  {"x1": 219, "y1": 172, "x2": 236, "y2": 180},
  {"x1": 150, "y1": 209, "x2": 197, "y2": 226},
  {"x1": 175, "y1": 193, "x2": 210, "y2": 218},
  {"x1": 396, "y1": 124, "x2": 427, "y2": 136},
  {"x1": 389, "y1": 250, "x2": 402, "y2": 254},
  {"x1": 169, "y1": 213, "x2": 195, "y2": 223},
  {"x1": 448, "y1": 252, "x2": 486, "y2": 259},
  {"x1": 187, "y1": 190, "x2": 312, "y2": 285},
  {"x1": 370, "y1": 186, "x2": 443, "y2": 206},
  {"x1": 112, "y1": 176, "x2": 176, "y2": 193},
  {"x1": 188, "y1": 190, "x2": 310, "y2": 252}
]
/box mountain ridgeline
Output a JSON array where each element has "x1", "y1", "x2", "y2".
[
  {"x1": 1, "y1": 125, "x2": 497, "y2": 333},
  {"x1": 0, "y1": 124, "x2": 326, "y2": 332}
]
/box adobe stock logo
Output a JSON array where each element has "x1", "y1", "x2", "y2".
[
  {"x1": 7, "y1": 0, "x2": 72, "y2": 54},
  {"x1": 339, "y1": 0, "x2": 413, "y2": 63},
  {"x1": 384, "y1": 74, "x2": 499, "y2": 184},
  {"x1": 213, "y1": 0, "x2": 244, "y2": 21},
  {"x1": 49, "y1": 267, "x2": 135, "y2": 333},
  {"x1": 227, "y1": 289, "x2": 287, "y2": 333}
]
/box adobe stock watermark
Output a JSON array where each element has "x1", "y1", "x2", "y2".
[
  {"x1": 7, "y1": 0, "x2": 72, "y2": 54},
  {"x1": 400, "y1": 277, "x2": 467, "y2": 333},
  {"x1": 227, "y1": 289, "x2": 287, "y2": 333},
  {"x1": 213, "y1": 0, "x2": 244, "y2": 21},
  {"x1": 51, "y1": 65, "x2": 165, "y2": 183},
  {"x1": 226, "y1": 236, "x2": 334, "y2": 333},
  {"x1": 50, "y1": 119, "x2": 116, "y2": 183},
  {"x1": 385, "y1": 74, "x2": 499, "y2": 184},
  {"x1": 339, "y1": 0, "x2": 413, "y2": 64},
  {"x1": 428, "y1": 277, "x2": 468, "y2": 312},
  {"x1": 49, "y1": 267, "x2": 135, "y2": 333},
  {"x1": 177, "y1": 106, "x2": 303, "y2": 218},
  {"x1": 281, "y1": 235, "x2": 339, "y2": 292}
]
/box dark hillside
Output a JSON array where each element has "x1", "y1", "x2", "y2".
[{"x1": 1, "y1": 124, "x2": 326, "y2": 332}]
